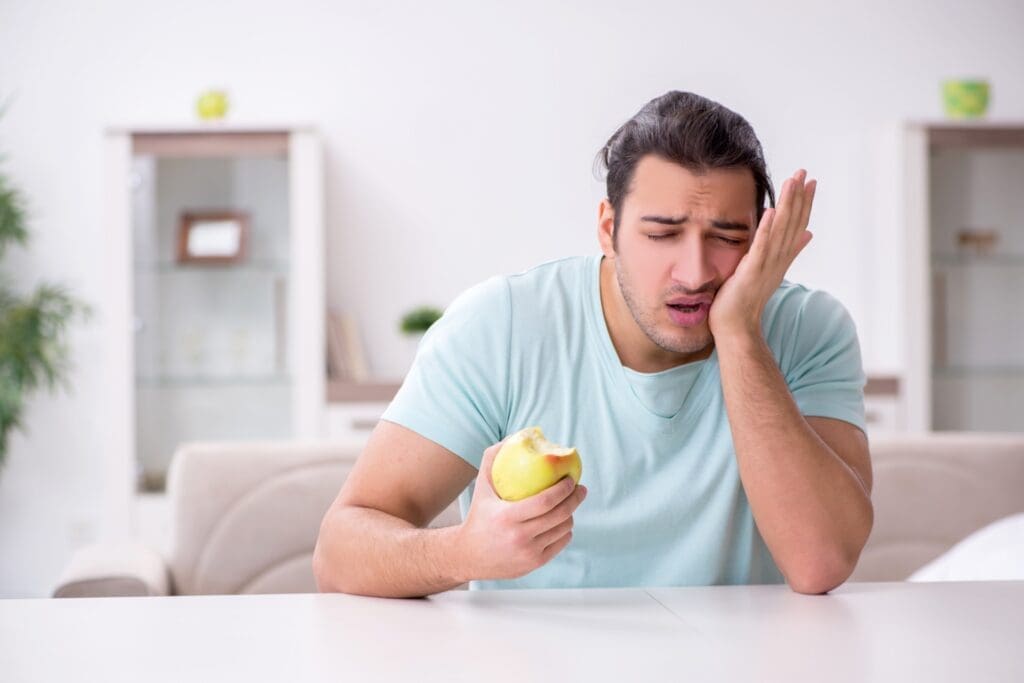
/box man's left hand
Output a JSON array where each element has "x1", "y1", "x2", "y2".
[{"x1": 708, "y1": 169, "x2": 817, "y2": 340}]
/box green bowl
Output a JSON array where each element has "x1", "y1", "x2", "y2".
[{"x1": 942, "y1": 79, "x2": 989, "y2": 119}]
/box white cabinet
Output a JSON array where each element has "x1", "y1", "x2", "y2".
[
  {"x1": 904, "y1": 123, "x2": 1024, "y2": 431},
  {"x1": 102, "y1": 126, "x2": 324, "y2": 539},
  {"x1": 325, "y1": 402, "x2": 390, "y2": 441}
]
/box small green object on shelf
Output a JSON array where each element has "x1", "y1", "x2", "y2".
[
  {"x1": 196, "y1": 89, "x2": 230, "y2": 121},
  {"x1": 942, "y1": 79, "x2": 989, "y2": 119},
  {"x1": 399, "y1": 306, "x2": 444, "y2": 335}
]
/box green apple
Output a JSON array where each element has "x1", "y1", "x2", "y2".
[
  {"x1": 196, "y1": 90, "x2": 229, "y2": 120},
  {"x1": 491, "y1": 426, "x2": 582, "y2": 501}
]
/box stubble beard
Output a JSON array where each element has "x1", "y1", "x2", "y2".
[{"x1": 614, "y1": 258, "x2": 715, "y2": 357}]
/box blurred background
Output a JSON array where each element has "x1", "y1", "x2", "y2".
[{"x1": 1, "y1": 0, "x2": 1022, "y2": 598}]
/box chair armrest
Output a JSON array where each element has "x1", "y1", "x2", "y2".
[{"x1": 52, "y1": 542, "x2": 170, "y2": 597}]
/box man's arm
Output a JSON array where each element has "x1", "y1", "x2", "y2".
[
  {"x1": 313, "y1": 420, "x2": 584, "y2": 598},
  {"x1": 707, "y1": 169, "x2": 872, "y2": 594},
  {"x1": 716, "y1": 330, "x2": 872, "y2": 594},
  {"x1": 313, "y1": 420, "x2": 475, "y2": 597}
]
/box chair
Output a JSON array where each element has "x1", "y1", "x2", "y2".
[{"x1": 53, "y1": 440, "x2": 463, "y2": 597}]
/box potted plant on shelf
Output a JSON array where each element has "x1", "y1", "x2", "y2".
[
  {"x1": 0, "y1": 123, "x2": 89, "y2": 471},
  {"x1": 399, "y1": 305, "x2": 444, "y2": 337},
  {"x1": 399, "y1": 305, "x2": 443, "y2": 368}
]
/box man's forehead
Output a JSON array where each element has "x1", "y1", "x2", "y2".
[{"x1": 624, "y1": 157, "x2": 757, "y2": 221}]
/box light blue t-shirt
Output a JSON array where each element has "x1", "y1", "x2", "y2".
[{"x1": 382, "y1": 254, "x2": 866, "y2": 590}]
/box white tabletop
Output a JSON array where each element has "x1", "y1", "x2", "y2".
[{"x1": 2, "y1": 581, "x2": 1021, "y2": 682}]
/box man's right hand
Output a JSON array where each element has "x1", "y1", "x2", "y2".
[{"x1": 455, "y1": 439, "x2": 587, "y2": 582}]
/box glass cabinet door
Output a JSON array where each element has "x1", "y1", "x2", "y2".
[
  {"x1": 131, "y1": 142, "x2": 292, "y2": 491},
  {"x1": 929, "y1": 143, "x2": 1024, "y2": 431}
]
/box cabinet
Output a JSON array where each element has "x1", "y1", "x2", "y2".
[
  {"x1": 102, "y1": 126, "x2": 324, "y2": 539},
  {"x1": 904, "y1": 123, "x2": 1024, "y2": 431}
]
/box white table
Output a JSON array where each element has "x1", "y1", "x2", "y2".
[{"x1": 2, "y1": 581, "x2": 1021, "y2": 682}]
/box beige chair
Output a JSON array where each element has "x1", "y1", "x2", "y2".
[
  {"x1": 851, "y1": 432, "x2": 1024, "y2": 581},
  {"x1": 53, "y1": 440, "x2": 463, "y2": 597},
  {"x1": 53, "y1": 432, "x2": 1024, "y2": 596}
]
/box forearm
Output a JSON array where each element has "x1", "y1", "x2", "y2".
[
  {"x1": 313, "y1": 505, "x2": 468, "y2": 598},
  {"x1": 716, "y1": 331, "x2": 872, "y2": 593}
]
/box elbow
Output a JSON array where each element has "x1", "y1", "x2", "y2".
[
  {"x1": 312, "y1": 510, "x2": 343, "y2": 594},
  {"x1": 787, "y1": 569, "x2": 848, "y2": 596},
  {"x1": 312, "y1": 540, "x2": 334, "y2": 593},
  {"x1": 785, "y1": 545, "x2": 863, "y2": 596}
]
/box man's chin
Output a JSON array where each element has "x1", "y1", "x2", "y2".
[{"x1": 654, "y1": 326, "x2": 713, "y2": 357}]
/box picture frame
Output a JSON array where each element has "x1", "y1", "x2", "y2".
[{"x1": 177, "y1": 211, "x2": 249, "y2": 264}]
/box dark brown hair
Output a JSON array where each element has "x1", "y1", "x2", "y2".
[{"x1": 596, "y1": 91, "x2": 775, "y2": 246}]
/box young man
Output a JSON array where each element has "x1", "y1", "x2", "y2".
[{"x1": 314, "y1": 91, "x2": 873, "y2": 597}]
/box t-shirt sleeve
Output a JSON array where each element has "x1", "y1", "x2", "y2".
[
  {"x1": 783, "y1": 290, "x2": 867, "y2": 433},
  {"x1": 380, "y1": 276, "x2": 511, "y2": 469}
]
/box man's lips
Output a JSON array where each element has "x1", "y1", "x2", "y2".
[{"x1": 666, "y1": 294, "x2": 713, "y2": 306}]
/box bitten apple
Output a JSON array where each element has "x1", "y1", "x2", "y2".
[{"x1": 491, "y1": 427, "x2": 582, "y2": 501}]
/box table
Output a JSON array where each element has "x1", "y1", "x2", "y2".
[{"x1": 2, "y1": 581, "x2": 1021, "y2": 682}]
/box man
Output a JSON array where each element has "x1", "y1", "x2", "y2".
[{"x1": 313, "y1": 91, "x2": 873, "y2": 597}]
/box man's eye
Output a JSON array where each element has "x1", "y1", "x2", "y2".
[
  {"x1": 715, "y1": 236, "x2": 745, "y2": 246},
  {"x1": 647, "y1": 233, "x2": 675, "y2": 241}
]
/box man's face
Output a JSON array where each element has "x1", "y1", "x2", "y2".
[{"x1": 598, "y1": 155, "x2": 757, "y2": 365}]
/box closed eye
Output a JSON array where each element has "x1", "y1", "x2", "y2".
[
  {"x1": 716, "y1": 236, "x2": 746, "y2": 246},
  {"x1": 646, "y1": 233, "x2": 676, "y2": 241}
]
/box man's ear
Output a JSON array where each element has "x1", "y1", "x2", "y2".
[{"x1": 597, "y1": 198, "x2": 616, "y2": 259}]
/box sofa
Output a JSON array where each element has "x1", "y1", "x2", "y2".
[{"x1": 53, "y1": 432, "x2": 1024, "y2": 597}]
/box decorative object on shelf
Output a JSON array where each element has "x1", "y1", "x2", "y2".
[
  {"x1": 942, "y1": 79, "x2": 990, "y2": 119},
  {"x1": 0, "y1": 122, "x2": 90, "y2": 470},
  {"x1": 177, "y1": 211, "x2": 249, "y2": 264},
  {"x1": 956, "y1": 228, "x2": 999, "y2": 256},
  {"x1": 195, "y1": 89, "x2": 230, "y2": 121},
  {"x1": 326, "y1": 310, "x2": 369, "y2": 382},
  {"x1": 399, "y1": 305, "x2": 444, "y2": 336}
]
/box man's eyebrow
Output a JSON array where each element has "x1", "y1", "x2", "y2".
[{"x1": 640, "y1": 215, "x2": 751, "y2": 232}]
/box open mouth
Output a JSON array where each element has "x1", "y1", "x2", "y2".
[{"x1": 665, "y1": 301, "x2": 710, "y2": 326}]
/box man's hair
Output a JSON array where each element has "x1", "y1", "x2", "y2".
[{"x1": 596, "y1": 91, "x2": 775, "y2": 247}]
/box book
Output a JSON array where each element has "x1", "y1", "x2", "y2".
[{"x1": 326, "y1": 310, "x2": 369, "y2": 382}]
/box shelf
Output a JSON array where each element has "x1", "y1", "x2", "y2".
[
  {"x1": 933, "y1": 366, "x2": 1024, "y2": 377},
  {"x1": 136, "y1": 373, "x2": 290, "y2": 388},
  {"x1": 932, "y1": 254, "x2": 1024, "y2": 267},
  {"x1": 327, "y1": 380, "x2": 402, "y2": 403},
  {"x1": 134, "y1": 260, "x2": 290, "y2": 274}
]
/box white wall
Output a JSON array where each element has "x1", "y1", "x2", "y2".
[{"x1": 1, "y1": 0, "x2": 1022, "y2": 596}]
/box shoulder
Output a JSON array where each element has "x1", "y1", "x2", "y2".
[
  {"x1": 506, "y1": 255, "x2": 593, "y2": 296},
  {"x1": 763, "y1": 281, "x2": 861, "y2": 371},
  {"x1": 764, "y1": 280, "x2": 857, "y2": 339}
]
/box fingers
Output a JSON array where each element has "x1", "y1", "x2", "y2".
[
  {"x1": 534, "y1": 515, "x2": 573, "y2": 547},
  {"x1": 770, "y1": 170, "x2": 815, "y2": 258},
  {"x1": 524, "y1": 483, "x2": 587, "y2": 534},
  {"x1": 539, "y1": 530, "x2": 574, "y2": 564},
  {"x1": 798, "y1": 179, "x2": 817, "y2": 237},
  {"x1": 474, "y1": 442, "x2": 503, "y2": 499},
  {"x1": 508, "y1": 475, "x2": 578, "y2": 522}
]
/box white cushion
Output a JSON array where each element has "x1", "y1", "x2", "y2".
[{"x1": 908, "y1": 513, "x2": 1024, "y2": 582}]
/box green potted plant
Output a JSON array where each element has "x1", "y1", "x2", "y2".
[
  {"x1": 399, "y1": 305, "x2": 444, "y2": 336},
  {"x1": 398, "y1": 305, "x2": 443, "y2": 371},
  {"x1": 0, "y1": 124, "x2": 89, "y2": 470}
]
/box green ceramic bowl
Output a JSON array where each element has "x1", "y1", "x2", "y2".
[{"x1": 942, "y1": 79, "x2": 989, "y2": 119}]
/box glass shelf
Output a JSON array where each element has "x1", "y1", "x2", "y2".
[
  {"x1": 932, "y1": 254, "x2": 1024, "y2": 267},
  {"x1": 136, "y1": 373, "x2": 290, "y2": 387},
  {"x1": 933, "y1": 366, "x2": 1024, "y2": 376},
  {"x1": 134, "y1": 260, "x2": 290, "y2": 274}
]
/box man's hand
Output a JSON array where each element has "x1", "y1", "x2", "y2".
[
  {"x1": 455, "y1": 440, "x2": 587, "y2": 582},
  {"x1": 709, "y1": 169, "x2": 817, "y2": 339}
]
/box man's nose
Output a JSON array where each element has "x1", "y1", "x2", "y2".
[{"x1": 669, "y1": 236, "x2": 716, "y2": 292}]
